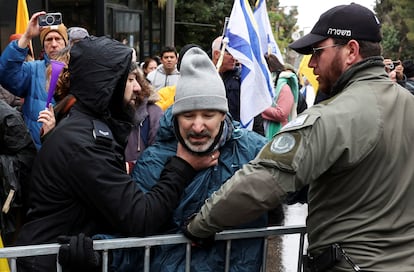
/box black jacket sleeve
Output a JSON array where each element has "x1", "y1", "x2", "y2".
[
  {"x1": 66, "y1": 146, "x2": 197, "y2": 237},
  {"x1": 141, "y1": 156, "x2": 197, "y2": 234}
]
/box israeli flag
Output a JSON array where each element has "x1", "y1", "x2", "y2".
[
  {"x1": 226, "y1": 0, "x2": 273, "y2": 130},
  {"x1": 253, "y1": 0, "x2": 284, "y2": 64}
]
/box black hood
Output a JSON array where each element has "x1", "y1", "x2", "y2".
[{"x1": 69, "y1": 36, "x2": 133, "y2": 120}]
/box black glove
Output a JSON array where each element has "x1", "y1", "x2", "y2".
[
  {"x1": 182, "y1": 214, "x2": 215, "y2": 249},
  {"x1": 57, "y1": 233, "x2": 101, "y2": 272}
]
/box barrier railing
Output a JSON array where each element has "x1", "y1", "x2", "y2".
[{"x1": 0, "y1": 225, "x2": 307, "y2": 272}]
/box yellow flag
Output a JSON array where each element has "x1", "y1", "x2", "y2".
[
  {"x1": 0, "y1": 236, "x2": 10, "y2": 272},
  {"x1": 298, "y1": 54, "x2": 319, "y2": 93},
  {"x1": 15, "y1": 0, "x2": 29, "y2": 34},
  {"x1": 15, "y1": 0, "x2": 34, "y2": 59}
]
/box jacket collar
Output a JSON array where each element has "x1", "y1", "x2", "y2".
[{"x1": 331, "y1": 56, "x2": 385, "y2": 97}]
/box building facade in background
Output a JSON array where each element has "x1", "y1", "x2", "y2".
[{"x1": 0, "y1": 0, "x2": 168, "y2": 61}]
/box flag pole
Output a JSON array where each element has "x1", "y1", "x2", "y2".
[{"x1": 216, "y1": 17, "x2": 230, "y2": 72}]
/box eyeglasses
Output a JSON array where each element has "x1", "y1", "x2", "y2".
[{"x1": 311, "y1": 44, "x2": 341, "y2": 57}]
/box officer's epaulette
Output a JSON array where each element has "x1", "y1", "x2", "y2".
[{"x1": 92, "y1": 120, "x2": 113, "y2": 146}]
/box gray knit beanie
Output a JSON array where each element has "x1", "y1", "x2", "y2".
[{"x1": 172, "y1": 47, "x2": 228, "y2": 115}]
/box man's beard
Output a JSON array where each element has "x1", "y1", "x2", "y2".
[
  {"x1": 183, "y1": 131, "x2": 215, "y2": 153},
  {"x1": 318, "y1": 54, "x2": 343, "y2": 94},
  {"x1": 122, "y1": 102, "x2": 136, "y2": 123},
  {"x1": 173, "y1": 118, "x2": 224, "y2": 156}
]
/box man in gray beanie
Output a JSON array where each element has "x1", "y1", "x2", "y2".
[
  {"x1": 172, "y1": 47, "x2": 230, "y2": 154},
  {"x1": 173, "y1": 47, "x2": 228, "y2": 115},
  {"x1": 116, "y1": 46, "x2": 271, "y2": 271}
]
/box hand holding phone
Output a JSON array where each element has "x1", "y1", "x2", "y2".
[{"x1": 388, "y1": 61, "x2": 401, "y2": 71}]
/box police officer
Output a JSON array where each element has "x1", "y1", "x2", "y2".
[{"x1": 184, "y1": 3, "x2": 414, "y2": 271}]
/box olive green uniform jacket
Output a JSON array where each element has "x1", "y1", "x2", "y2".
[{"x1": 187, "y1": 57, "x2": 414, "y2": 271}]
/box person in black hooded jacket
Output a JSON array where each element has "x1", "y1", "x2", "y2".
[{"x1": 15, "y1": 36, "x2": 219, "y2": 272}]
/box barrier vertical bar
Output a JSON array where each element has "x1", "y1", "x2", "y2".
[
  {"x1": 185, "y1": 242, "x2": 191, "y2": 272},
  {"x1": 9, "y1": 259, "x2": 16, "y2": 272},
  {"x1": 261, "y1": 237, "x2": 269, "y2": 272},
  {"x1": 102, "y1": 250, "x2": 109, "y2": 272},
  {"x1": 297, "y1": 232, "x2": 306, "y2": 272},
  {"x1": 224, "y1": 240, "x2": 232, "y2": 272},
  {"x1": 144, "y1": 246, "x2": 151, "y2": 272}
]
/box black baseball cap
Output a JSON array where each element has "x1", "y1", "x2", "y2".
[{"x1": 289, "y1": 3, "x2": 381, "y2": 55}]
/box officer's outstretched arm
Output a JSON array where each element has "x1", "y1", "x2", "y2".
[{"x1": 186, "y1": 158, "x2": 291, "y2": 238}]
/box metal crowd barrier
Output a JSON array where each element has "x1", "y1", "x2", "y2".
[{"x1": 0, "y1": 225, "x2": 307, "y2": 272}]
